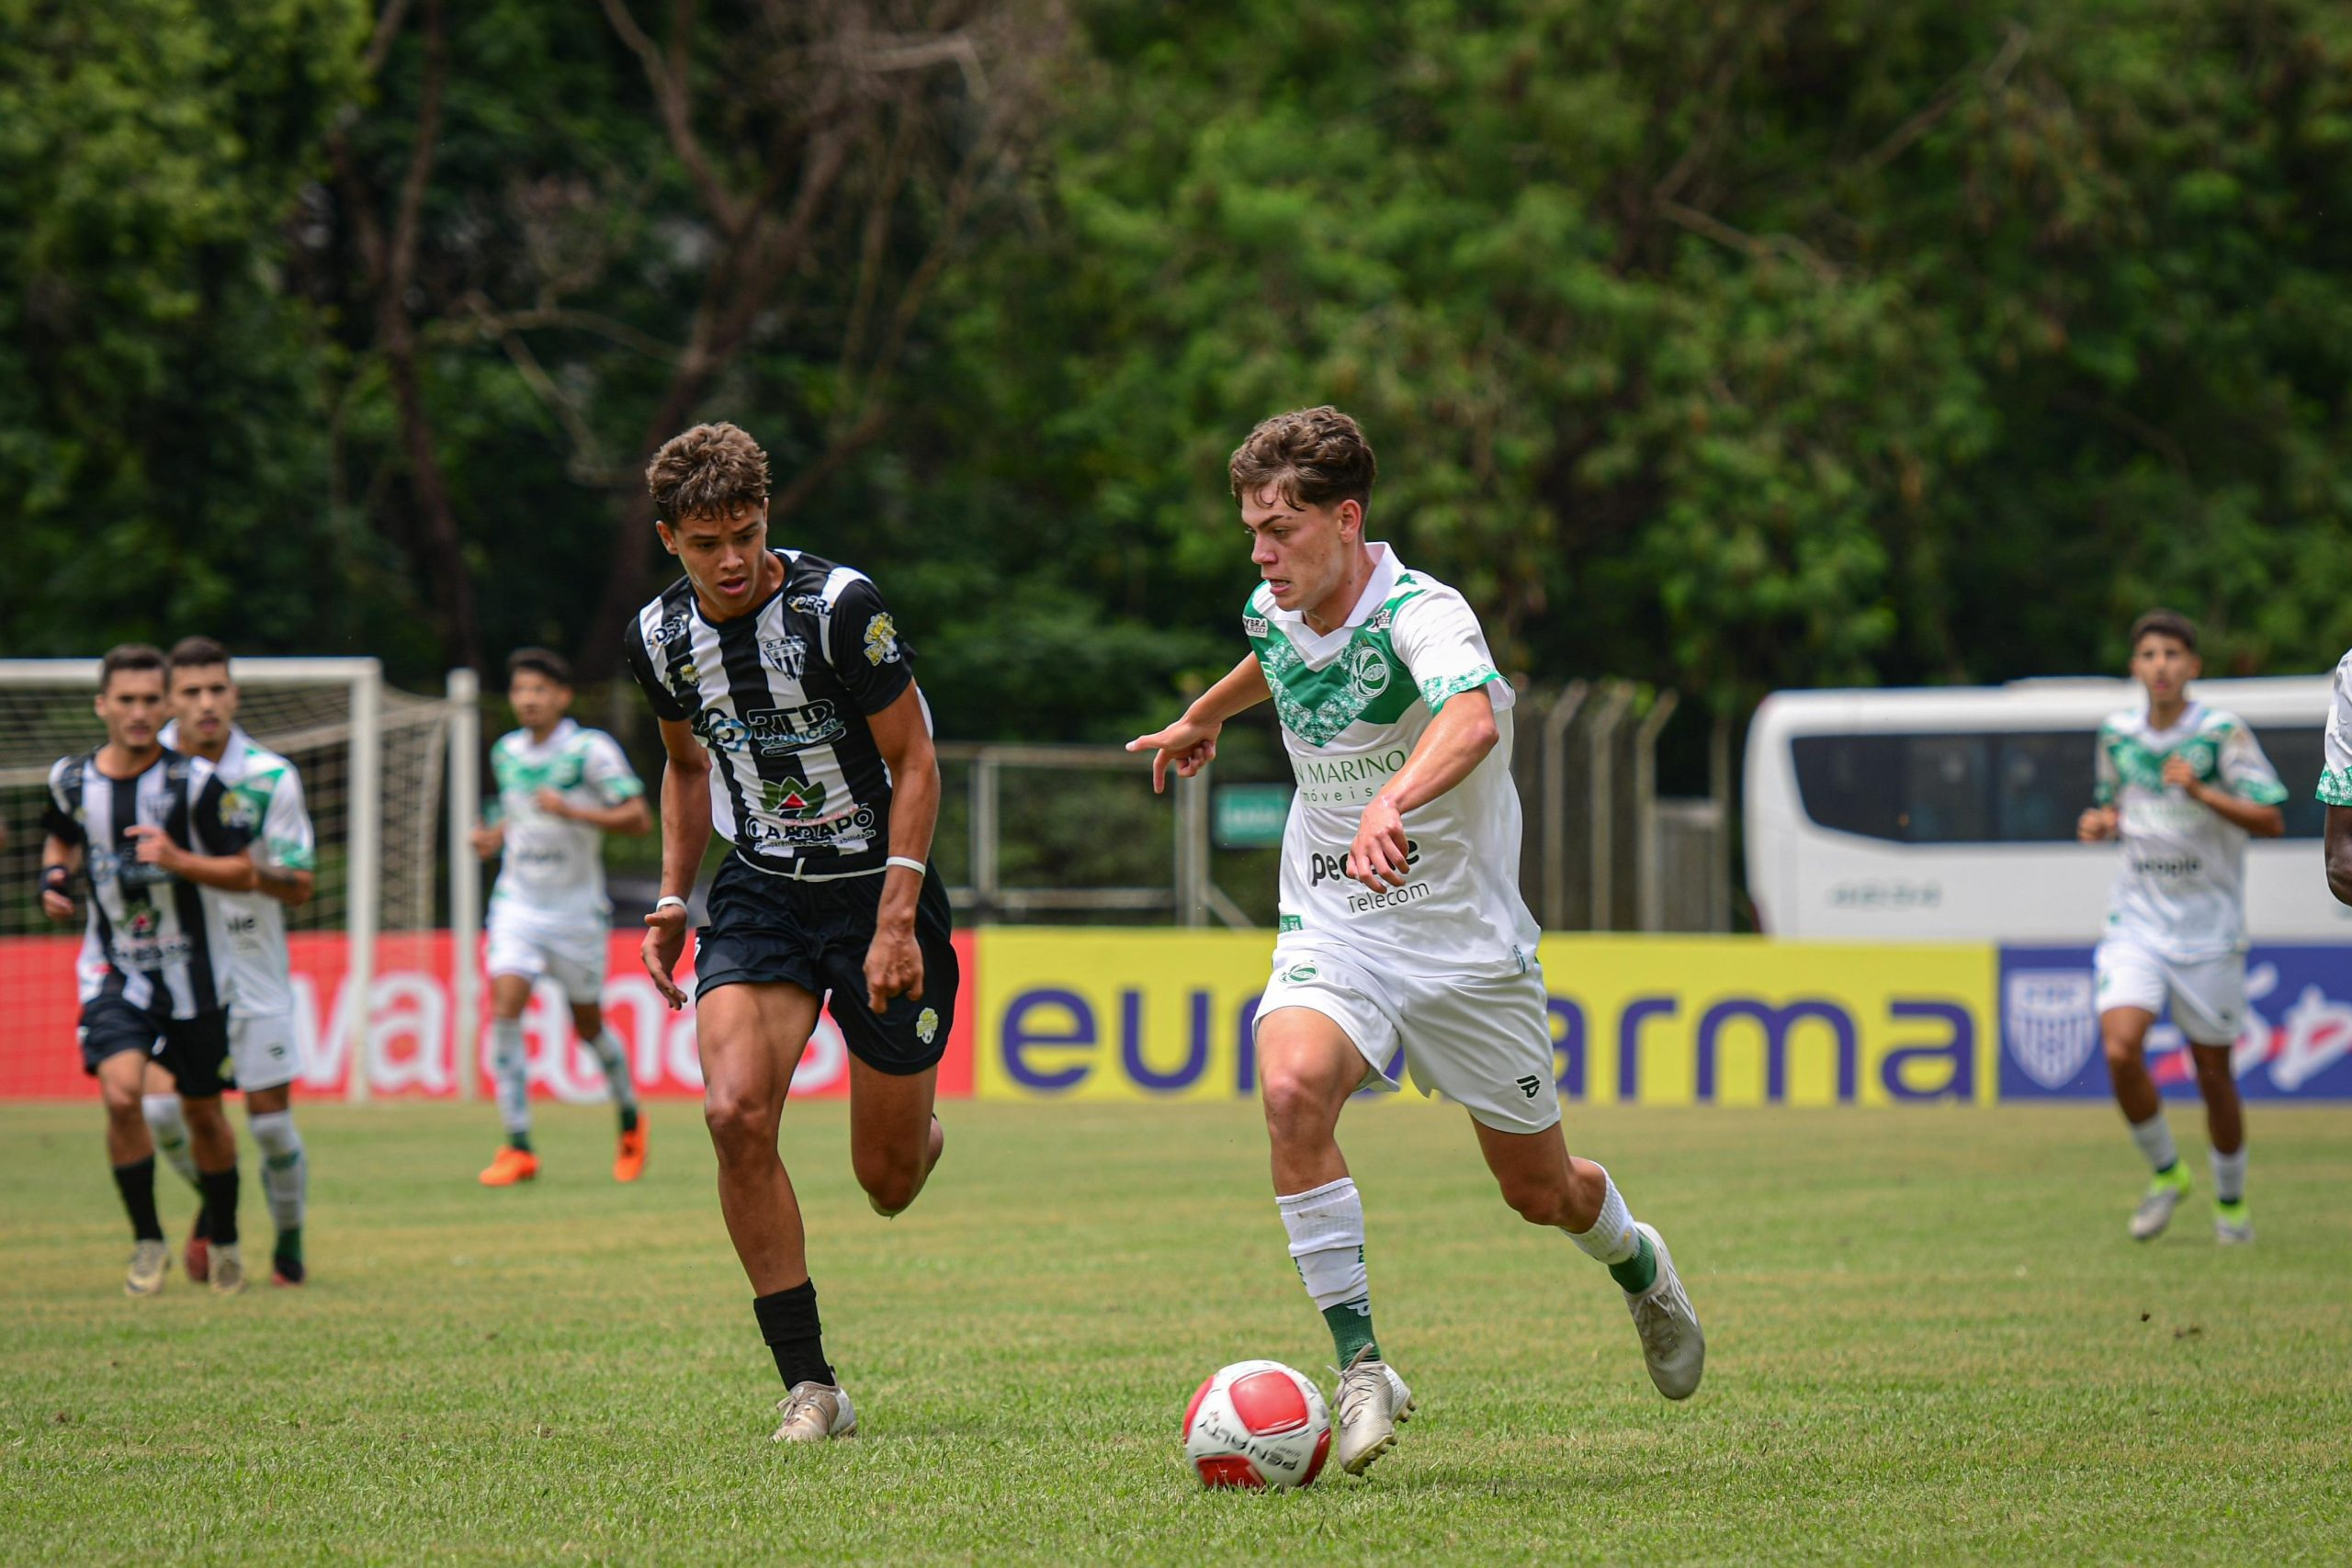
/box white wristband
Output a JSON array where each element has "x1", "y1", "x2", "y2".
[
  {"x1": 886, "y1": 856, "x2": 927, "y2": 876},
  {"x1": 654, "y1": 895, "x2": 688, "y2": 914}
]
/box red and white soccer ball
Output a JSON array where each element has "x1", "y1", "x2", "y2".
[{"x1": 1182, "y1": 1359, "x2": 1332, "y2": 1490}]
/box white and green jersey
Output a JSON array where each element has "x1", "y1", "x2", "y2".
[
  {"x1": 2094, "y1": 701, "x2": 2286, "y2": 960},
  {"x1": 487, "y1": 718, "x2": 644, "y2": 924},
  {"x1": 158, "y1": 721, "x2": 316, "y2": 1016},
  {"x1": 1250, "y1": 544, "x2": 1539, "y2": 977},
  {"x1": 2318, "y1": 649, "x2": 2352, "y2": 807}
]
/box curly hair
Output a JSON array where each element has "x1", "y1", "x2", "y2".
[
  {"x1": 1228, "y1": 406, "x2": 1377, "y2": 512},
  {"x1": 646, "y1": 422, "x2": 772, "y2": 521}
]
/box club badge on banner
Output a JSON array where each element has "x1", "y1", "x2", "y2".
[
  {"x1": 974, "y1": 931, "x2": 1998, "y2": 1107},
  {"x1": 1999, "y1": 944, "x2": 2352, "y2": 1099}
]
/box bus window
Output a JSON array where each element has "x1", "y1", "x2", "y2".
[
  {"x1": 1994, "y1": 731, "x2": 2095, "y2": 841},
  {"x1": 2253, "y1": 726, "x2": 2325, "y2": 840}
]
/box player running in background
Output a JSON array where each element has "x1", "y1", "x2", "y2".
[
  {"x1": 149, "y1": 637, "x2": 320, "y2": 1287},
  {"x1": 2075, "y1": 610, "x2": 2284, "y2": 1245},
  {"x1": 2320, "y1": 647, "x2": 2352, "y2": 905},
  {"x1": 39, "y1": 644, "x2": 260, "y2": 1294},
  {"x1": 627, "y1": 422, "x2": 955, "y2": 1446},
  {"x1": 471, "y1": 649, "x2": 653, "y2": 1186},
  {"x1": 1129, "y1": 407, "x2": 1704, "y2": 1478}
]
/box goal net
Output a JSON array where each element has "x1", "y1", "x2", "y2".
[{"x1": 0, "y1": 659, "x2": 452, "y2": 1100}]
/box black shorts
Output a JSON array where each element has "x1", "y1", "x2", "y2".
[
  {"x1": 694, "y1": 853, "x2": 959, "y2": 1076},
  {"x1": 78, "y1": 998, "x2": 235, "y2": 1099}
]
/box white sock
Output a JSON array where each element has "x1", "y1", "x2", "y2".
[
  {"x1": 249, "y1": 1111, "x2": 307, "y2": 1235},
  {"x1": 142, "y1": 1095, "x2": 201, "y2": 1191},
  {"x1": 2129, "y1": 1111, "x2": 2179, "y2": 1175},
  {"x1": 1276, "y1": 1177, "x2": 1369, "y2": 1311},
  {"x1": 491, "y1": 1020, "x2": 531, "y2": 1136},
  {"x1": 586, "y1": 1029, "x2": 638, "y2": 1113},
  {"x1": 2211, "y1": 1145, "x2": 2247, "y2": 1204},
  {"x1": 1566, "y1": 1168, "x2": 1639, "y2": 1266}
]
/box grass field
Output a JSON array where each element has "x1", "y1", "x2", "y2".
[{"x1": 6, "y1": 1098, "x2": 2350, "y2": 1563}]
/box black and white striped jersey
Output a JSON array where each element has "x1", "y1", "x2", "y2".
[
  {"x1": 41, "y1": 749, "x2": 254, "y2": 1017},
  {"x1": 624, "y1": 549, "x2": 920, "y2": 878}
]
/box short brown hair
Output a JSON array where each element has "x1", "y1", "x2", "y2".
[
  {"x1": 1228, "y1": 406, "x2": 1377, "y2": 512},
  {"x1": 506, "y1": 647, "x2": 571, "y2": 686},
  {"x1": 98, "y1": 643, "x2": 166, "y2": 693},
  {"x1": 167, "y1": 635, "x2": 231, "y2": 673},
  {"x1": 2130, "y1": 608, "x2": 2199, "y2": 654},
  {"x1": 647, "y1": 422, "x2": 770, "y2": 522}
]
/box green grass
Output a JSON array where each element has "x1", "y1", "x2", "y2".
[{"x1": 5, "y1": 1099, "x2": 2350, "y2": 1563}]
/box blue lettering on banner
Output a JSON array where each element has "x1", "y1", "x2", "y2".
[
  {"x1": 1119, "y1": 989, "x2": 1212, "y2": 1091},
  {"x1": 1549, "y1": 998, "x2": 1585, "y2": 1097},
  {"x1": 1617, "y1": 996, "x2": 1680, "y2": 1101},
  {"x1": 1002, "y1": 989, "x2": 1095, "y2": 1090},
  {"x1": 1883, "y1": 1000, "x2": 1973, "y2": 1100},
  {"x1": 1696, "y1": 999, "x2": 1858, "y2": 1102}
]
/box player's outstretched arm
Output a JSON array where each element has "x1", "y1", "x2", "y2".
[
  {"x1": 1348, "y1": 684, "x2": 1499, "y2": 891},
  {"x1": 643, "y1": 716, "x2": 715, "y2": 1010},
  {"x1": 2325, "y1": 807, "x2": 2352, "y2": 906},
  {"x1": 254, "y1": 863, "x2": 316, "y2": 908},
  {"x1": 2160, "y1": 754, "x2": 2284, "y2": 837},
  {"x1": 39, "y1": 835, "x2": 82, "y2": 922},
  {"x1": 129, "y1": 824, "x2": 261, "y2": 894},
  {"x1": 1127, "y1": 655, "x2": 1271, "y2": 793},
  {"x1": 864, "y1": 682, "x2": 940, "y2": 1012}
]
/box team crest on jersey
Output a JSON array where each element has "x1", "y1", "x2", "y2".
[
  {"x1": 666, "y1": 656, "x2": 702, "y2": 701},
  {"x1": 2005, "y1": 970, "x2": 2099, "y2": 1089},
  {"x1": 761, "y1": 635, "x2": 808, "y2": 678},
  {"x1": 760, "y1": 777, "x2": 828, "y2": 818},
  {"x1": 916, "y1": 1007, "x2": 939, "y2": 1044},
  {"x1": 863, "y1": 613, "x2": 901, "y2": 666},
  {"x1": 218, "y1": 789, "x2": 258, "y2": 832},
  {"x1": 1345, "y1": 644, "x2": 1393, "y2": 704}
]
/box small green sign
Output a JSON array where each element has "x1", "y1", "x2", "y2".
[{"x1": 1213, "y1": 784, "x2": 1293, "y2": 848}]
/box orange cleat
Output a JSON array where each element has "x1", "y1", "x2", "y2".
[
  {"x1": 614, "y1": 1125, "x2": 648, "y2": 1184},
  {"x1": 479, "y1": 1146, "x2": 539, "y2": 1187},
  {"x1": 183, "y1": 1212, "x2": 210, "y2": 1284}
]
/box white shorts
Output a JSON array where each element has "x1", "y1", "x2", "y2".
[
  {"x1": 1256, "y1": 938, "x2": 1560, "y2": 1134},
  {"x1": 2094, "y1": 937, "x2": 2246, "y2": 1046},
  {"x1": 485, "y1": 908, "x2": 608, "y2": 1005},
  {"x1": 231, "y1": 1010, "x2": 300, "y2": 1093}
]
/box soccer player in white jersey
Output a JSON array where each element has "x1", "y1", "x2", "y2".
[
  {"x1": 471, "y1": 648, "x2": 653, "y2": 1187},
  {"x1": 40, "y1": 644, "x2": 261, "y2": 1294},
  {"x1": 2318, "y1": 648, "x2": 2352, "y2": 904},
  {"x1": 148, "y1": 637, "x2": 320, "y2": 1287},
  {"x1": 1129, "y1": 408, "x2": 1704, "y2": 1477},
  {"x1": 2075, "y1": 610, "x2": 2284, "y2": 1245}
]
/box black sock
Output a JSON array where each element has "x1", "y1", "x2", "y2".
[
  {"x1": 198, "y1": 1166, "x2": 241, "y2": 1247},
  {"x1": 193, "y1": 1201, "x2": 212, "y2": 1242},
  {"x1": 509, "y1": 1132, "x2": 532, "y2": 1153},
  {"x1": 619, "y1": 1106, "x2": 639, "y2": 1135},
  {"x1": 113, "y1": 1157, "x2": 164, "y2": 1242},
  {"x1": 752, "y1": 1280, "x2": 835, "y2": 1389}
]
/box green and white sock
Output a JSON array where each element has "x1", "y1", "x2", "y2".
[
  {"x1": 1278, "y1": 1177, "x2": 1380, "y2": 1365},
  {"x1": 2211, "y1": 1145, "x2": 2247, "y2": 1204},
  {"x1": 2129, "y1": 1111, "x2": 2179, "y2": 1178},
  {"x1": 1568, "y1": 1168, "x2": 1657, "y2": 1294},
  {"x1": 586, "y1": 1029, "x2": 639, "y2": 1132},
  {"x1": 491, "y1": 1020, "x2": 531, "y2": 1143},
  {"x1": 141, "y1": 1094, "x2": 202, "y2": 1192}
]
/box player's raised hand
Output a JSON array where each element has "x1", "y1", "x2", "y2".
[
  {"x1": 1126, "y1": 715, "x2": 1222, "y2": 794},
  {"x1": 127, "y1": 823, "x2": 184, "y2": 873},
  {"x1": 864, "y1": 926, "x2": 924, "y2": 1013},
  {"x1": 2161, "y1": 755, "x2": 2201, "y2": 794},
  {"x1": 1350, "y1": 795, "x2": 1412, "y2": 890},
  {"x1": 642, "y1": 899, "x2": 690, "y2": 1010}
]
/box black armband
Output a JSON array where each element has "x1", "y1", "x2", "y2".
[{"x1": 40, "y1": 864, "x2": 72, "y2": 897}]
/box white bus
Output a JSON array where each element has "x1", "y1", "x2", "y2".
[{"x1": 1744, "y1": 675, "x2": 2347, "y2": 942}]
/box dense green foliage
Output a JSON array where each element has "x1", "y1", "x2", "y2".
[
  {"x1": 6, "y1": 1100, "x2": 2351, "y2": 1560},
  {"x1": 5, "y1": 1, "x2": 2350, "y2": 737}
]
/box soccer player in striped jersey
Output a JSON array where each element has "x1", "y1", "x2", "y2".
[
  {"x1": 39, "y1": 644, "x2": 263, "y2": 1295},
  {"x1": 470, "y1": 648, "x2": 652, "y2": 1187},
  {"x1": 149, "y1": 637, "x2": 319, "y2": 1286},
  {"x1": 625, "y1": 422, "x2": 956, "y2": 1445},
  {"x1": 1129, "y1": 408, "x2": 1704, "y2": 1477},
  {"x1": 2076, "y1": 610, "x2": 2284, "y2": 1244}
]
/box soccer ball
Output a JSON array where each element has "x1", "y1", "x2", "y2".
[{"x1": 1182, "y1": 1359, "x2": 1332, "y2": 1489}]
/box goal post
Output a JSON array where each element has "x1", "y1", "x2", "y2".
[{"x1": 0, "y1": 656, "x2": 455, "y2": 1101}]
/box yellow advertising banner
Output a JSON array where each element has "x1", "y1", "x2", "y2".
[{"x1": 974, "y1": 931, "x2": 1996, "y2": 1107}]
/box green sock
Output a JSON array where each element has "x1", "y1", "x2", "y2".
[
  {"x1": 509, "y1": 1132, "x2": 532, "y2": 1154},
  {"x1": 1609, "y1": 1234, "x2": 1657, "y2": 1294},
  {"x1": 1324, "y1": 1297, "x2": 1378, "y2": 1365},
  {"x1": 274, "y1": 1226, "x2": 302, "y2": 1266}
]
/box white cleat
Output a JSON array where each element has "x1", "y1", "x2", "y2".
[
  {"x1": 1624, "y1": 1222, "x2": 1705, "y2": 1400},
  {"x1": 124, "y1": 1239, "x2": 169, "y2": 1297},
  {"x1": 2131, "y1": 1171, "x2": 2191, "y2": 1242},
  {"x1": 2213, "y1": 1202, "x2": 2255, "y2": 1246},
  {"x1": 1334, "y1": 1348, "x2": 1415, "y2": 1476},
  {"x1": 772, "y1": 1382, "x2": 857, "y2": 1443},
  {"x1": 209, "y1": 1242, "x2": 247, "y2": 1296}
]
